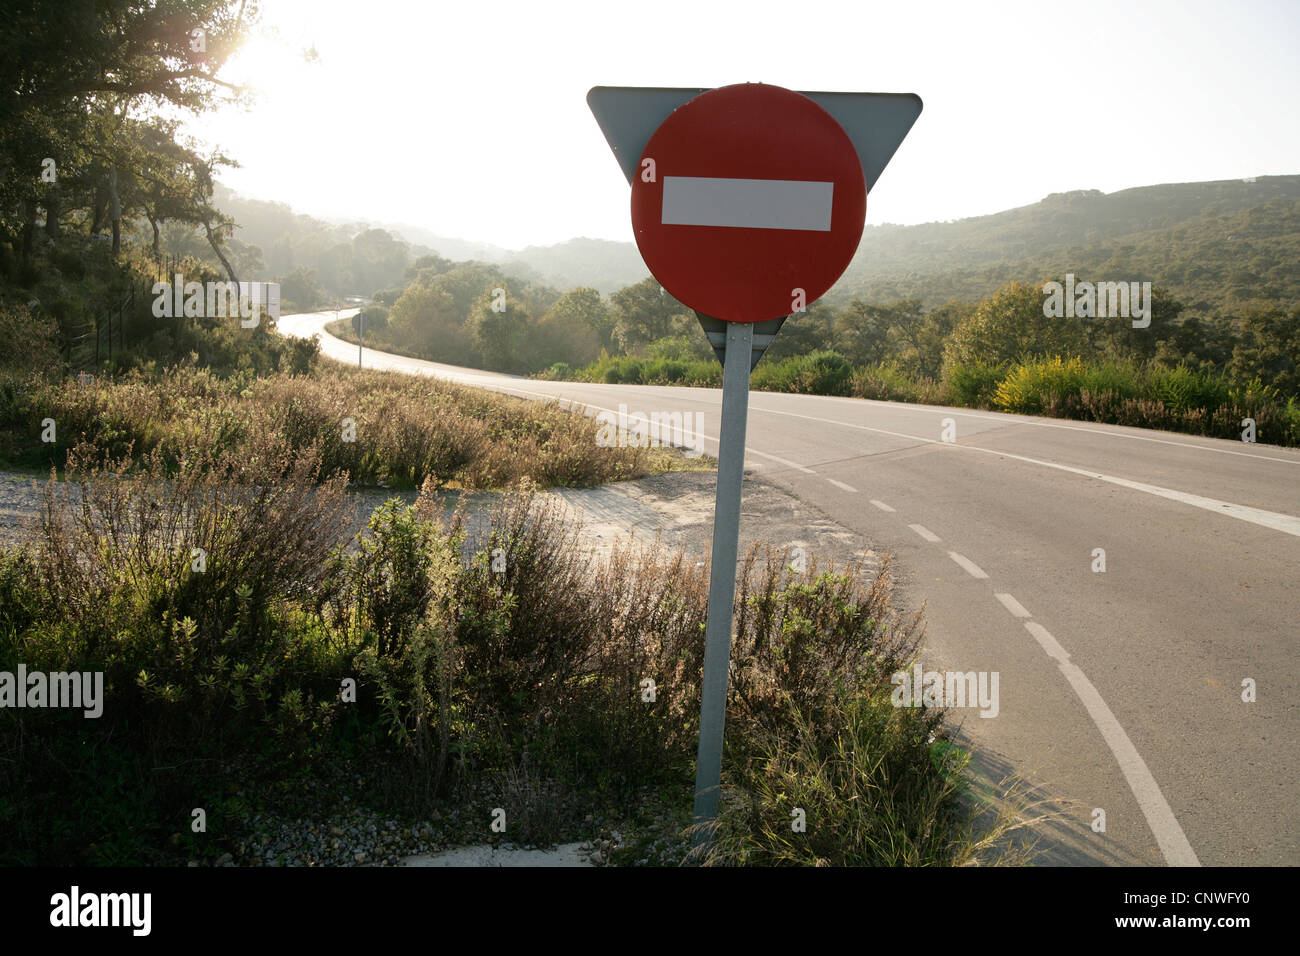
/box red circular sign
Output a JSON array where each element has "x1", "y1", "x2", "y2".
[{"x1": 631, "y1": 83, "x2": 866, "y2": 323}]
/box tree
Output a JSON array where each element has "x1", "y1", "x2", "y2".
[
  {"x1": 279, "y1": 267, "x2": 323, "y2": 310},
  {"x1": 1229, "y1": 302, "x2": 1300, "y2": 397},
  {"x1": 353, "y1": 304, "x2": 387, "y2": 336},
  {"x1": 944, "y1": 280, "x2": 1092, "y2": 370},
  {"x1": 610, "y1": 277, "x2": 692, "y2": 353},
  {"x1": 1153, "y1": 313, "x2": 1236, "y2": 372},
  {"x1": 387, "y1": 284, "x2": 467, "y2": 361},
  {"x1": 404, "y1": 253, "x2": 453, "y2": 283},
  {"x1": 896, "y1": 300, "x2": 968, "y2": 380},
  {"x1": 110, "y1": 117, "x2": 209, "y2": 256},
  {"x1": 766, "y1": 303, "x2": 835, "y2": 360},
  {"x1": 0, "y1": 0, "x2": 257, "y2": 253},
  {"x1": 350, "y1": 228, "x2": 409, "y2": 296},
  {"x1": 1083, "y1": 286, "x2": 1183, "y2": 363},
  {"x1": 833, "y1": 299, "x2": 896, "y2": 366},
  {"x1": 0, "y1": 0, "x2": 255, "y2": 116},
  {"x1": 188, "y1": 150, "x2": 242, "y2": 283},
  {"x1": 535, "y1": 287, "x2": 610, "y2": 367},
  {"x1": 468, "y1": 287, "x2": 532, "y2": 373},
  {"x1": 425, "y1": 263, "x2": 507, "y2": 319}
]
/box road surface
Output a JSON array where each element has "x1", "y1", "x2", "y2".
[{"x1": 279, "y1": 309, "x2": 1300, "y2": 867}]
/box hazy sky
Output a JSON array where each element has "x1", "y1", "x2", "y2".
[{"x1": 193, "y1": 0, "x2": 1300, "y2": 251}]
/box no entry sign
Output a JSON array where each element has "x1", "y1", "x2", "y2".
[{"x1": 630, "y1": 84, "x2": 867, "y2": 323}]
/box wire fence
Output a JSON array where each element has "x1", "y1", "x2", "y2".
[{"x1": 63, "y1": 251, "x2": 187, "y2": 374}]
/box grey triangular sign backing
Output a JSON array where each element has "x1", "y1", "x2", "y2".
[
  {"x1": 695, "y1": 312, "x2": 786, "y2": 371},
  {"x1": 587, "y1": 86, "x2": 923, "y2": 193}
]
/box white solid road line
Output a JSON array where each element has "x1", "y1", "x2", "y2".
[
  {"x1": 909, "y1": 523, "x2": 941, "y2": 542},
  {"x1": 948, "y1": 551, "x2": 989, "y2": 579},
  {"x1": 977, "y1": 447, "x2": 1300, "y2": 539},
  {"x1": 994, "y1": 592, "x2": 1032, "y2": 618},
  {"x1": 1023, "y1": 621, "x2": 1201, "y2": 867},
  {"x1": 826, "y1": 478, "x2": 858, "y2": 493},
  {"x1": 774, "y1": 392, "x2": 1300, "y2": 466},
  {"x1": 870, "y1": 499, "x2": 896, "y2": 512},
  {"x1": 746, "y1": 403, "x2": 1300, "y2": 539}
]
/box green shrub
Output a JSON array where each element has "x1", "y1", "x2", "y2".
[
  {"x1": 645, "y1": 335, "x2": 705, "y2": 363},
  {"x1": 702, "y1": 685, "x2": 1029, "y2": 866},
  {"x1": 1284, "y1": 397, "x2": 1300, "y2": 446},
  {"x1": 0, "y1": 436, "x2": 357, "y2": 864},
  {"x1": 944, "y1": 361, "x2": 1009, "y2": 408},
  {"x1": 1080, "y1": 359, "x2": 1142, "y2": 402},
  {"x1": 851, "y1": 363, "x2": 947, "y2": 404},
  {"x1": 0, "y1": 449, "x2": 1029, "y2": 865},
  {"x1": 753, "y1": 350, "x2": 853, "y2": 396},
  {"x1": 652, "y1": 359, "x2": 689, "y2": 382},
  {"x1": 345, "y1": 498, "x2": 455, "y2": 658},
  {"x1": 1150, "y1": 364, "x2": 1231, "y2": 413},
  {"x1": 0, "y1": 302, "x2": 62, "y2": 373}
]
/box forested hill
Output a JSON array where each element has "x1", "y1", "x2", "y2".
[{"x1": 832, "y1": 175, "x2": 1300, "y2": 312}]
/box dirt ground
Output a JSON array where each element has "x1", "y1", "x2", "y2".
[{"x1": 0, "y1": 467, "x2": 884, "y2": 577}]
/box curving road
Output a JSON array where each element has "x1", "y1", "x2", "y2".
[{"x1": 279, "y1": 309, "x2": 1300, "y2": 867}]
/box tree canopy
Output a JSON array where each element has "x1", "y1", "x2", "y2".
[{"x1": 1, "y1": 0, "x2": 257, "y2": 261}]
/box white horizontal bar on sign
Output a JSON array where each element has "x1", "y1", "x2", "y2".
[{"x1": 661, "y1": 176, "x2": 834, "y2": 231}]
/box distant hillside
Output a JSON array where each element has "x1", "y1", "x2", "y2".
[
  {"x1": 831, "y1": 175, "x2": 1300, "y2": 312},
  {"x1": 503, "y1": 238, "x2": 649, "y2": 295},
  {"x1": 368, "y1": 222, "x2": 512, "y2": 265}
]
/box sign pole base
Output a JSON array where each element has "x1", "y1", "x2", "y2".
[{"x1": 690, "y1": 319, "x2": 754, "y2": 859}]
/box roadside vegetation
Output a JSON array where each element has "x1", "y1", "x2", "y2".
[
  {"x1": 0, "y1": 263, "x2": 1036, "y2": 868},
  {"x1": 0, "y1": 439, "x2": 1031, "y2": 866},
  {"x1": 530, "y1": 283, "x2": 1299, "y2": 447},
  {"x1": 539, "y1": 346, "x2": 1300, "y2": 447}
]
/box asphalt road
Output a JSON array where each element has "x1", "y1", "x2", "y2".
[{"x1": 280, "y1": 309, "x2": 1300, "y2": 867}]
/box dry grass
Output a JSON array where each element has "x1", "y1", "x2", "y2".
[{"x1": 2, "y1": 362, "x2": 656, "y2": 488}]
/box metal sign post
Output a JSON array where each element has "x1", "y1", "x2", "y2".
[{"x1": 691, "y1": 318, "x2": 754, "y2": 850}]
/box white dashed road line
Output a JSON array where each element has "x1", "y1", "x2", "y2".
[
  {"x1": 869, "y1": 499, "x2": 896, "y2": 512},
  {"x1": 994, "y1": 592, "x2": 1032, "y2": 618},
  {"x1": 826, "y1": 478, "x2": 858, "y2": 493},
  {"x1": 885, "y1": 516, "x2": 1200, "y2": 868},
  {"x1": 948, "y1": 551, "x2": 989, "y2": 579}
]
